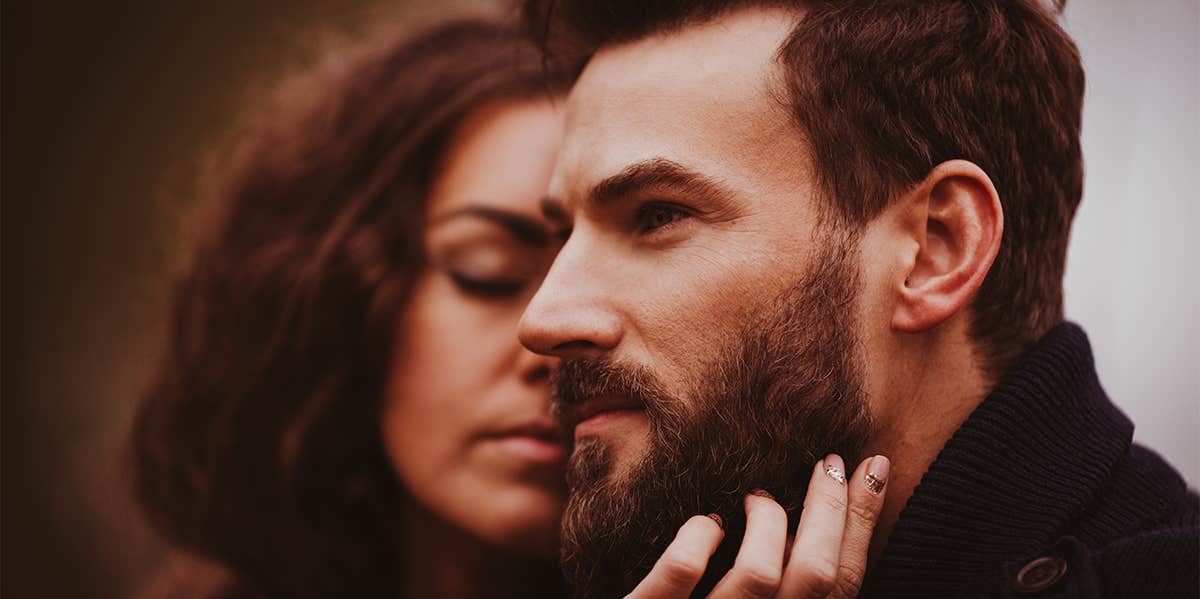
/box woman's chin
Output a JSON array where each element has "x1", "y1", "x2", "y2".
[{"x1": 471, "y1": 487, "x2": 565, "y2": 558}]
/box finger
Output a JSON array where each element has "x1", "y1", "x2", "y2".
[
  {"x1": 777, "y1": 454, "x2": 849, "y2": 598},
  {"x1": 626, "y1": 514, "x2": 725, "y2": 599},
  {"x1": 708, "y1": 490, "x2": 788, "y2": 598},
  {"x1": 828, "y1": 455, "x2": 889, "y2": 599}
]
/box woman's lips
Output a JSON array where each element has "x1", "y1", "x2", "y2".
[
  {"x1": 489, "y1": 435, "x2": 569, "y2": 466},
  {"x1": 484, "y1": 418, "x2": 569, "y2": 466}
]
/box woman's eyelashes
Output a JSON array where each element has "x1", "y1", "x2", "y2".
[
  {"x1": 448, "y1": 271, "x2": 530, "y2": 299},
  {"x1": 635, "y1": 202, "x2": 692, "y2": 234}
]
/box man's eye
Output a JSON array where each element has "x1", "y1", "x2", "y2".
[
  {"x1": 636, "y1": 203, "x2": 690, "y2": 232},
  {"x1": 449, "y1": 272, "x2": 527, "y2": 299}
]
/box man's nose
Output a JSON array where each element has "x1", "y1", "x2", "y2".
[{"x1": 519, "y1": 245, "x2": 622, "y2": 360}]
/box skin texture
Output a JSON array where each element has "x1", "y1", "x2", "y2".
[
  {"x1": 519, "y1": 7, "x2": 1005, "y2": 596},
  {"x1": 380, "y1": 97, "x2": 566, "y2": 595}
]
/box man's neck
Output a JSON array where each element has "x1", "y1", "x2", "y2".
[{"x1": 862, "y1": 315, "x2": 994, "y2": 560}]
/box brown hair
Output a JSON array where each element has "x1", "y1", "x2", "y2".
[
  {"x1": 132, "y1": 19, "x2": 568, "y2": 599},
  {"x1": 523, "y1": 0, "x2": 1085, "y2": 377}
]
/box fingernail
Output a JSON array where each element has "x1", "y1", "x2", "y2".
[
  {"x1": 750, "y1": 488, "x2": 774, "y2": 500},
  {"x1": 823, "y1": 454, "x2": 846, "y2": 485},
  {"x1": 864, "y1": 455, "x2": 890, "y2": 495},
  {"x1": 706, "y1": 513, "x2": 724, "y2": 529}
]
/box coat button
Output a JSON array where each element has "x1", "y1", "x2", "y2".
[{"x1": 1013, "y1": 556, "x2": 1068, "y2": 593}]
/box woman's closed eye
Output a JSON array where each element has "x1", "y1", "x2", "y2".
[
  {"x1": 437, "y1": 244, "x2": 546, "y2": 301},
  {"x1": 448, "y1": 271, "x2": 530, "y2": 299}
]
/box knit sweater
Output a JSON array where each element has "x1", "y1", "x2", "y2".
[{"x1": 864, "y1": 323, "x2": 1199, "y2": 598}]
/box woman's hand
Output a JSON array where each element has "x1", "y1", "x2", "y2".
[{"x1": 626, "y1": 454, "x2": 890, "y2": 599}]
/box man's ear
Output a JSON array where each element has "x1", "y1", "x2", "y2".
[{"x1": 893, "y1": 160, "x2": 1003, "y2": 332}]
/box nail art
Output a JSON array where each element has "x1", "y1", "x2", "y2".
[
  {"x1": 706, "y1": 513, "x2": 725, "y2": 529},
  {"x1": 864, "y1": 473, "x2": 885, "y2": 494},
  {"x1": 824, "y1": 464, "x2": 846, "y2": 485},
  {"x1": 864, "y1": 456, "x2": 889, "y2": 495},
  {"x1": 750, "y1": 488, "x2": 775, "y2": 500}
]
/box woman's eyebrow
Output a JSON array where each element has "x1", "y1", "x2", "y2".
[{"x1": 429, "y1": 205, "x2": 551, "y2": 246}]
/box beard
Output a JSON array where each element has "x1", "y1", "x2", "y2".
[{"x1": 553, "y1": 238, "x2": 873, "y2": 599}]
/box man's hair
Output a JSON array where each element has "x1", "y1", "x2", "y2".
[{"x1": 524, "y1": 0, "x2": 1085, "y2": 378}]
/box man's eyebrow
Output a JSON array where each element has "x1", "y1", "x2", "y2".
[
  {"x1": 539, "y1": 158, "x2": 736, "y2": 223},
  {"x1": 429, "y1": 205, "x2": 550, "y2": 246},
  {"x1": 589, "y1": 158, "x2": 734, "y2": 207}
]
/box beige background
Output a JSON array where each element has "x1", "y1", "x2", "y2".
[
  {"x1": 3, "y1": 1, "x2": 1196, "y2": 598},
  {"x1": 1060, "y1": 0, "x2": 1200, "y2": 490}
]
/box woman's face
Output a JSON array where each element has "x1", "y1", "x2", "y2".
[{"x1": 382, "y1": 97, "x2": 566, "y2": 556}]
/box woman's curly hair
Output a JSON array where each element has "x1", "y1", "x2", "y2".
[{"x1": 131, "y1": 18, "x2": 569, "y2": 599}]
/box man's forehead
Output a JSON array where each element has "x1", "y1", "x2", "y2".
[{"x1": 552, "y1": 7, "x2": 805, "y2": 201}]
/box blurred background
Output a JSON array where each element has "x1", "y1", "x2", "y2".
[{"x1": 2, "y1": 1, "x2": 1196, "y2": 598}]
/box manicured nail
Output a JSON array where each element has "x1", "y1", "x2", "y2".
[
  {"x1": 824, "y1": 454, "x2": 846, "y2": 485},
  {"x1": 706, "y1": 513, "x2": 725, "y2": 529},
  {"x1": 750, "y1": 488, "x2": 775, "y2": 500},
  {"x1": 864, "y1": 455, "x2": 890, "y2": 495}
]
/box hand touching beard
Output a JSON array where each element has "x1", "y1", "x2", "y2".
[{"x1": 554, "y1": 238, "x2": 874, "y2": 599}]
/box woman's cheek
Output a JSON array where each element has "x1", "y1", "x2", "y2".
[
  {"x1": 380, "y1": 277, "x2": 475, "y2": 484},
  {"x1": 379, "y1": 274, "x2": 515, "y2": 516}
]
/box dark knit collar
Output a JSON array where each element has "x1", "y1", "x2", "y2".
[{"x1": 865, "y1": 322, "x2": 1133, "y2": 598}]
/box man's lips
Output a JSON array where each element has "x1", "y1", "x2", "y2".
[{"x1": 572, "y1": 395, "x2": 646, "y2": 428}]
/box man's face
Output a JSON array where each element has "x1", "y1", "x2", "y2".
[{"x1": 519, "y1": 8, "x2": 874, "y2": 597}]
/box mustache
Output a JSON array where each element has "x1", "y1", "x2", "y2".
[{"x1": 550, "y1": 357, "x2": 675, "y2": 425}]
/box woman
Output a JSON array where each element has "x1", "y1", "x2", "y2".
[{"x1": 132, "y1": 19, "x2": 570, "y2": 599}]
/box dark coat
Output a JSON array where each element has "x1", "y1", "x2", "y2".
[{"x1": 864, "y1": 323, "x2": 1199, "y2": 598}]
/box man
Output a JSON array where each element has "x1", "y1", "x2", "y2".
[{"x1": 517, "y1": 1, "x2": 1199, "y2": 598}]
